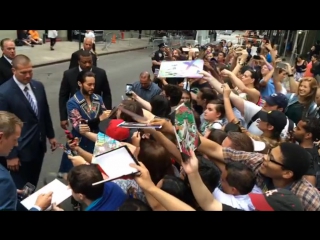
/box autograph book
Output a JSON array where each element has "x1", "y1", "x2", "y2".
[{"x1": 92, "y1": 146, "x2": 140, "y2": 185}]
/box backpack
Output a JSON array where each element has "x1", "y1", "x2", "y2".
[{"x1": 247, "y1": 111, "x2": 294, "y2": 132}]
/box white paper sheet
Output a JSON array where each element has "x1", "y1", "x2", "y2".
[
  {"x1": 93, "y1": 146, "x2": 139, "y2": 184},
  {"x1": 158, "y1": 60, "x2": 204, "y2": 78},
  {"x1": 21, "y1": 179, "x2": 72, "y2": 211}
]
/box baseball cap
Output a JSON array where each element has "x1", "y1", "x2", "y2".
[
  {"x1": 259, "y1": 110, "x2": 287, "y2": 133},
  {"x1": 158, "y1": 43, "x2": 167, "y2": 48},
  {"x1": 251, "y1": 138, "x2": 266, "y2": 152},
  {"x1": 99, "y1": 119, "x2": 130, "y2": 141},
  {"x1": 264, "y1": 93, "x2": 288, "y2": 110},
  {"x1": 249, "y1": 189, "x2": 304, "y2": 211}
]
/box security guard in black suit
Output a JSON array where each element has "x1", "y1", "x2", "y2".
[{"x1": 151, "y1": 43, "x2": 166, "y2": 73}]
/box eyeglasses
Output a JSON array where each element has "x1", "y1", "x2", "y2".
[{"x1": 266, "y1": 148, "x2": 285, "y2": 167}]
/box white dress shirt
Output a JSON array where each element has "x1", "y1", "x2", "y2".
[
  {"x1": 3, "y1": 55, "x2": 12, "y2": 65},
  {"x1": 78, "y1": 66, "x2": 92, "y2": 72},
  {"x1": 13, "y1": 76, "x2": 37, "y2": 106}
]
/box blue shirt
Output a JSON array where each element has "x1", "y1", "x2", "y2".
[
  {"x1": 266, "y1": 53, "x2": 272, "y2": 63},
  {"x1": 132, "y1": 81, "x2": 162, "y2": 102},
  {"x1": 85, "y1": 182, "x2": 126, "y2": 211},
  {"x1": 0, "y1": 164, "x2": 17, "y2": 211},
  {"x1": 260, "y1": 78, "x2": 275, "y2": 99}
]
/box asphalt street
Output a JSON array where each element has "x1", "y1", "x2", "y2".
[{"x1": 32, "y1": 48, "x2": 151, "y2": 210}]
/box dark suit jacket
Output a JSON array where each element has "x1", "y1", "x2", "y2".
[
  {"x1": 0, "y1": 56, "x2": 13, "y2": 86},
  {"x1": 58, "y1": 66, "x2": 112, "y2": 121},
  {"x1": 69, "y1": 50, "x2": 97, "y2": 69},
  {"x1": 0, "y1": 79, "x2": 55, "y2": 162}
]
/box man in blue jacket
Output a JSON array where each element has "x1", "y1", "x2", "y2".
[{"x1": 0, "y1": 111, "x2": 52, "y2": 211}]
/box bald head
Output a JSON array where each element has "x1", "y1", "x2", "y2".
[
  {"x1": 139, "y1": 71, "x2": 151, "y2": 89},
  {"x1": 12, "y1": 54, "x2": 31, "y2": 68},
  {"x1": 83, "y1": 38, "x2": 93, "y2": 51},
  {"x1": 140, "y1": 71, "x2": 150, "y2": 78},
  {"x1": 12, "y1": 54, "x2": 33, "y2": 84}
]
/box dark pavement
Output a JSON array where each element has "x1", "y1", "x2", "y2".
[{"x1": 32, "y1": 48, "x2": 151, "y2": 210}]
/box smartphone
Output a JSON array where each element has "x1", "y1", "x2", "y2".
[
  {"x1": 276, "y1": 62, "x2": 287, "y2": 69},
  {"x1": 125, "y1": 84, "x2": 133, "y2": 97},
  {"x1": 253, "y1": 55, "x2": 261, "y2": 60},
  {"x1": 18, "y1": 182, "x2": 35, "y2": 200},
  {"x1": 80, "y1": 119, "x2": 87, "y2": 124},
  {"x1": 154, "y1": 69, "x2": 159, "y2": 76}
]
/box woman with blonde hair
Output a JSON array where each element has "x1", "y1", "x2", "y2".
[{"x1": 285, "y1": 77, "x2": 318, "y2": 124}]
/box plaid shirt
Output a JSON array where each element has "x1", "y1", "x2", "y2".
[{"x1": 223, "y1": 147, "x2": 320, "y2": 211}]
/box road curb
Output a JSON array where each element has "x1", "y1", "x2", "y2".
[{"x1": 33, "y1": 46, "x2": 148, "y2": 68}]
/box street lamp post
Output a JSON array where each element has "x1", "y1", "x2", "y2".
[
  {"x1": 78, "y1": 30, "x2": 81, "y2": 50},
  {"x1": 290, "y1": 31, "x2": 300, "y2": 64},
  {"x1": 283, "y1": 30, "x2": 290, "y2": 58},
  {"x1": 300, "y1": 30, "x2": 308, "y2": 55}
]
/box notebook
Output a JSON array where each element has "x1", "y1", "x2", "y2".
[
  {"x1": 92, "y1": 146, "x2": 140, "y2": 185},
  {"x1": 21, "y1": 179, "x2": 71, "y2": 211}
]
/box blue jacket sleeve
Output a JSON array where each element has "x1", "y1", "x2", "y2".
[
  {"x1": 0, "y1": 168, "x2": 18, "y2": 211},
  {"x1": 67, "y1": 98, "x2": 81, "y2": 133},
  {"x1": 0, "y1": 93, "x2": 19, "y2": 159}
]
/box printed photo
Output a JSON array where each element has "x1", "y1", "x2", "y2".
[
  {"x1": 92, "y1": 133, "x2": 122, "y2": 162},
  {"x1": 174, "y1": 103, "x2": 200, "y2": 158}
]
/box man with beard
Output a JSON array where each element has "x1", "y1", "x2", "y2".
[
  {"x1": 59, "y1": 50, "x2": 112, "y2": 130},
  {"x1": 60, "y1": 71, "x2": 107, "y2": 210},
  {"x1": 292, "y1": 117, "x2": 320, "y2": 188}
]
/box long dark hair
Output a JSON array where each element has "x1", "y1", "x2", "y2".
[
  {"x1": 150, "y1": 95, "x2": 171, "y2": 118},
  {"x1": 77, "y1": 70, "x2": 95, "y2": 89}
]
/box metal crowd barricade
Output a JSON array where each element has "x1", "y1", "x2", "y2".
[
  {"x1": 149, "y1": 35, "x2": 196, "y2": 56},
  {"x1": 101, "y1": 31, "x2": 113, "y2": 50}
]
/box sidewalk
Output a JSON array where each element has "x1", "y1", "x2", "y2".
[{"x1": 15, "y1": 38, "x2": 150, "y2": 68}]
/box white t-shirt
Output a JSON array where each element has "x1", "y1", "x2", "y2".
[
  {"x1": 213, "y1": 185, "x2": 262, "y2": 211},
  {"x1": 211, "y1": 121, "x2": 223, "y2": 130},
  {"x1": 200, "y1": 119, "x2": 223, "y2": 134},
  {"x1": 243, "y1": 100, "x2": 294, "y2": 138}
]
